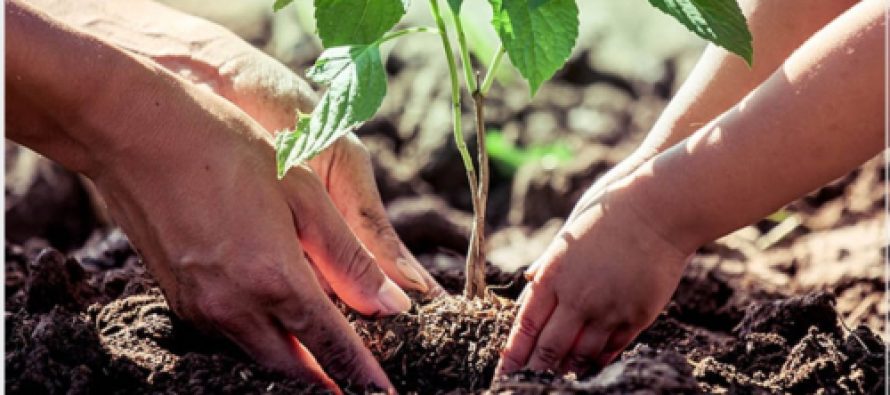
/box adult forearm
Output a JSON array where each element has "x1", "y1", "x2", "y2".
[
  {"x1": 6, "y1": 0, "x2": 175, "y2": 175},
  {"x1": 23, "y1": 0, "x2": 317, "y2": 132},
  {"x1": 622, "y1": 0, "x2": 884, "y2": 254},
  {"x1": 24, "y1": 0, "x2": 225, "y2": 64}
]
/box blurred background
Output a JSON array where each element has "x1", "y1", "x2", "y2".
[{"x1": 6, "y1": 0, "x2": 885, "y2": 336}]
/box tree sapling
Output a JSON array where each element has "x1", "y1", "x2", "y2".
[{"x1": 272, "y1": 0, "x2": 753, "y2": 299}]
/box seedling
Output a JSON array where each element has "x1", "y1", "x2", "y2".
[{"x1": 272, "y1": 0, "x2": 753, "y2": 299}]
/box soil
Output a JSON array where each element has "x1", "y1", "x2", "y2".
[
  {"x1": 5, "y1": 210, "x2": 886, "y2": 394},
  {"x1": 5, "y1": 3, "x2": 887, "y2": 393}
]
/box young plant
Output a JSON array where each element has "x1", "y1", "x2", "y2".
[{"x1": 272, "y1": 0, "x2": 753, "y2": 299}]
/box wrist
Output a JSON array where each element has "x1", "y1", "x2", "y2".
[{"x1": 607, "y1": 161, "x2": 714, "y2": 256}]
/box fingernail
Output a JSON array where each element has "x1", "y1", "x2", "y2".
[
  {"x1": 396, "y1": 257, "x2": 429, "y2": 293},
  {"x1": 524, "y1": 260, "x2": 540, "y2": 281},
  {"x1": 378, "y1": 278, "x2": 411, "y2": 314}
]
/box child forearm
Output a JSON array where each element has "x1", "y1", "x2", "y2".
[
  {"x1": 577, "y1": 0, "x2": 860, "y2": 214},
  {"x1": 620, "y1": 0, "x2": 884, "y2": 254},
  {"x1": 642, "y1": 0, "x2": 859, "y2": 153}
]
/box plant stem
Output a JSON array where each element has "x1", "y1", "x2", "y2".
[
  {"x1": 448, "y1": 3, "x2": 494, "y2": 299},
  {"x1": 480, "y1": 44, "x2": 506, "y2": 96},
  {"x1": 379, "y1": 26, "x2": 437, "y2": 44},
  {"x1": 429, "y1": 0, "x2": 485, "y2": 299},
  {"x1": 464, "y1": 42, "x2": 509, "y2": 298},
  {"x1": 469, "y1": 75, "x2": 489, "y2": 299},
  {"x1": 449, "y1": 8, "x2": 477, "y2": 93}
]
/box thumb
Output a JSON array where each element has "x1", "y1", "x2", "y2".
[
  {"x1": 283, "y1": 166, "x2": 411, "y2": 316},
  {"x1": 526, "y1": 222, "x2": 575, "y2": 281},
  {"x1": 313, "y1": 135, "x2": 444, "y2": 296}
]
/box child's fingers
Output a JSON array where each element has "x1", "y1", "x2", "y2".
[
  {"x1": 562, "y1": 325, "x2": 609, "y2": 375},
  {"x1": 495, "y1": 281, "x2": 556, "y2": 377},
  {"x1": 594, "y1": 329, "x2": 639, "y2": 367},
  {"x1": 525, "y1": 305, "x2": 584, "y2": 371}
]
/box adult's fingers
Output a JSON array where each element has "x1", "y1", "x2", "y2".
[
  {"x1": 276, "y1": 289, "x2": 392, "y2": 390},
  {"x1": 312, "y1": 136, "x2": 443, "y2": 296},
  {"x1": 525, "y1": 306, "x2": 585, "y2": 371},
  {"x1": 221, "y1": 316, "x2": 337, "y2": 390},
  {"x1": 495, "y1": 281, "x2": 556, "y2": 377},
  {"x1": 283, "y1": 167, "x2": 411, "y2": 316},
  {"x1": 306, "y1": 254, "x2": 334, "y2": 295},
  {"x1": 562, "y1": 325, "x2": 610, "y2": 375}
]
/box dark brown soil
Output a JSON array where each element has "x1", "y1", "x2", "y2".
[
  {"x1": 6, "y1": 226, "x2": 886, "y2": 394},
  {"x1": 349, "y1": 294, "x2": 516, "y2": 392}
]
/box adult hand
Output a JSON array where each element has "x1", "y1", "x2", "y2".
[
  {"x1": 90, "y1": 78, "x2": 402, "y2": 390},
  {"x1": 175, "y1": 31, "x2": 445, "y2": 296},
  {"x1": 28, "y1": 0, "x2": 443, "y2": 296},
  {"x1": 495, "y1": 184, "x2": 691, "y2": 376},
  {"x1": 8, "y1": 2, "x2": 411, "y2": 389}
]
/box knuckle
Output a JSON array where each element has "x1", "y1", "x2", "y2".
[
  {"x1": 314, "y1": 339, "x2": 363, "y2": 382},
  {"x1": 236, "y1": 256, "x2": 299, "y2": 306},
  {"x1": 516, "y1": 315, "x2": 542, "y2": 339},
  {"x1": 283, "y1": 309, "x2": 314, "y2": 336},
  {"x1": 338, "y1": 244, "x2": 376, "y2": 284},
  {"x1": 245, "y1": 276, "x2": 293, "y2": 307},
  {"x1": 358, "y1": 206, "x2": 397, "y2": 239},
  {"x1": 196, "y1": 296, "x2": 239, "y2": 328},
  {"x1": 533, "y1": 344, "x2": 561, "y2": 366}
]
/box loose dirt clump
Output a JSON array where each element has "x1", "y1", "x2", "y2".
[
  {"x1": 349, "y1": 294, "x2": 517, "y2": 392},
  {"x1": 638, "y1": 287, "x2": 885, "y2": 394},
  {"x1": 490, "y1": 345, "x2": 701, "y2": 394}
]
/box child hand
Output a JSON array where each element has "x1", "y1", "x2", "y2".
[{"x1": 496, "y1": 183, "x2": 693, "y2": 376}]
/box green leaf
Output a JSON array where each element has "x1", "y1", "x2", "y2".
[
  {"x1": 275, "y1": 116, "x2": 310, "y2": 177},
  {"x1": 648, "y1": 0, "x2": 753, "y2": 65},
  {"x1": 447, "y1": 0, "x2": 463, "y2": 13},
  {"x1": 489, "y1": 0, "x2": 579, "y2": 96},
  {"x1": 273, "y1": 0, "x2": 294, "y2": 12},
  {"x1": 276, "y1": 45, "x2": 387, "y2": 178},
  {"x1": 314, "y1": 0, "x2": 409, "y2": 48}
]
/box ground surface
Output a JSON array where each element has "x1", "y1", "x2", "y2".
[{"x1": 5, "y1": 1, "x2": 887, "y2": 393}]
